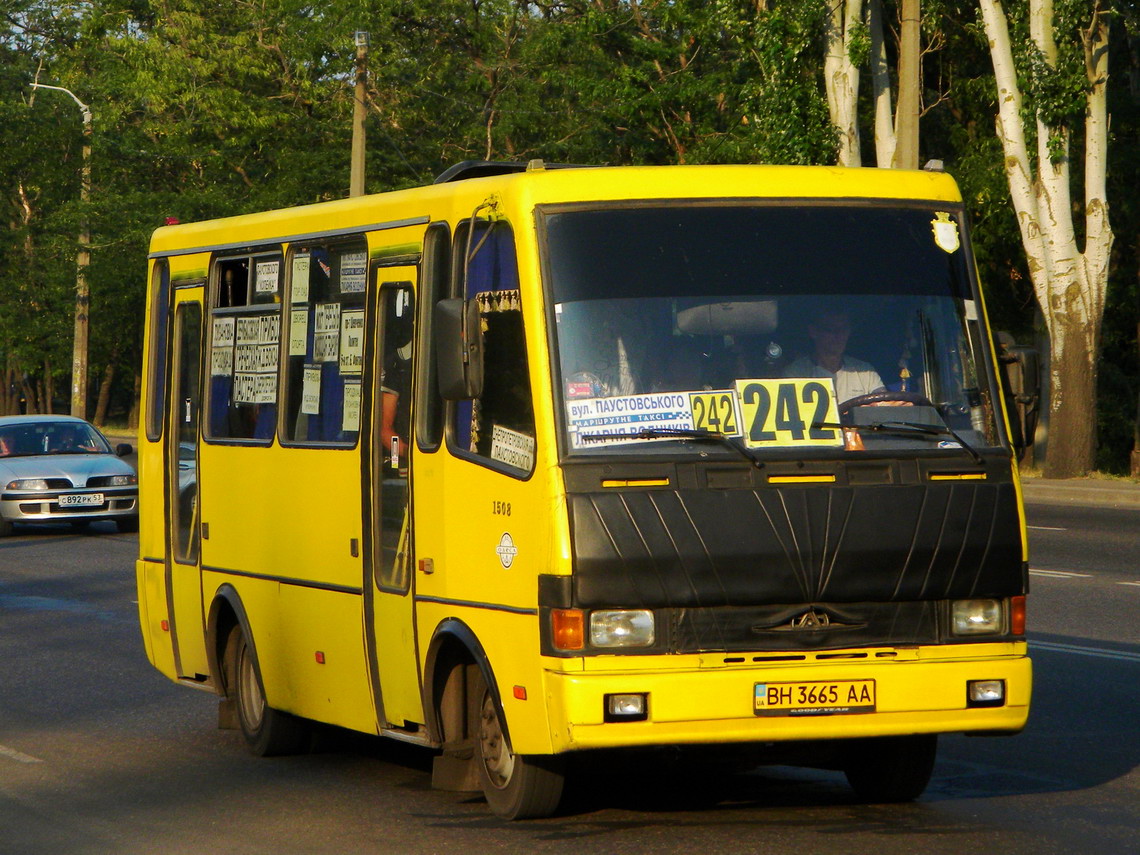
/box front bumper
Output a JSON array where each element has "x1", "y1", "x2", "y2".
[
  {"x1": 1, "y1": 489, "x2": 138, "y2": 524},
  {"x1": 541, "y1": 643, "x2": 1031, "y2": 753}
]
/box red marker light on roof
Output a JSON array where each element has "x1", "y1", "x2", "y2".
[{"x1": 164, "y1": 217, "x2": 180, "y2": 226}]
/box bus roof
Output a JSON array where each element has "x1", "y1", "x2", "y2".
[{"x1": 148, "y1": 163, "x2": 963, "y2": 258}]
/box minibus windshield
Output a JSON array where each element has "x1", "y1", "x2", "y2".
[{"x1": 542, "y1": 203, "x2": 1002, "y2": 457}]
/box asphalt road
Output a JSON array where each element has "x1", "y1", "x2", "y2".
[{"x1": 0, "y1": 497, "x2": 1137, "y2": 855}]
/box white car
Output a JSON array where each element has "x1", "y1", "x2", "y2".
[{"x1": 0, "y1": 414, "x2": 138, "y2": 536}]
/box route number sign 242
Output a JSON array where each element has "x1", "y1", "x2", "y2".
[{"x1": 688, "y1": 379, "x2": 844, "y2": 449}]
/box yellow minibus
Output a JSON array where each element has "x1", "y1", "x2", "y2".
[{"x1": 137, "y1": 161, "x2": 1033, "y2": 818}]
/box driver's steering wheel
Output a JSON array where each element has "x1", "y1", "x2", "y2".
[{"x1": 837, "y1": 390, "x2": 936, "y2": 421}]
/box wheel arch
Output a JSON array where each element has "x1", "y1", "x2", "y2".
[
  {"x1": 206, "y1": 583, "x2": 256, "y2": 698},
  {"x1": 422, "y1": 618, "x2": 510, "y2": 751}
]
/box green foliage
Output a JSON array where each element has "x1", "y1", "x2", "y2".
[{"x1": 0, "y1": 0, "x2": 1137, "y2": 467}]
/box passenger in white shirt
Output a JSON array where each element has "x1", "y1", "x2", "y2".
[{"x1": 784, "y1": 310, "x2": 886, "y2": 404}]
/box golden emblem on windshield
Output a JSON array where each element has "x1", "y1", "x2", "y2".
[{"x1": 931, "y1": 212, "x2": 960, "y2": 253}]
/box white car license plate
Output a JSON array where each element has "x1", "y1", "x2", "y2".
[{"x1": 58, "y1": 493, "x2": 104, "y2": 507}]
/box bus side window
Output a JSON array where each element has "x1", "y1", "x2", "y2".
[
  {"x1": 206, "y1": 252, "x2": 282, "y2": 442},
  {"x1": 145, "y1": 259, "x2": 170, "y2": 443},
  {"x1": 449, "y1": 220, "x2": 536, "y2": 474},
  {"x1": 416, "y1": 223, "x2": 450, "y2": 452},
  {"x1": 280, "y1": 241, "x2": 368, "y2": 445}
]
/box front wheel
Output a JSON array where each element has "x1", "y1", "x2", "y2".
[
  {"x1": 476, "y1": 686, "x2": 564, "y2": 819},
  {"x1": 843, "y1": 734, "x2": 937, "y2": 803},
  {"x1": 223, "y1": 625, "x2": 310, "y2": 757}
]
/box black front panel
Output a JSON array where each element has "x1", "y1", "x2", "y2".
[
  {"x1": 671, "y1": 601, "x2": 940, "y2": 653},
  {"x1": 568, "y1": 479, "x2": 1024, "y2": 609}
]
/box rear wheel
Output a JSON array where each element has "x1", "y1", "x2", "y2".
[
  {"x1": 223, "y1": 625, "x2": 309, "y2": 756},
  {"x1": 843, "y1": 734, "x2": 937, "y2": 803},
  {"x1": 475, "y1": 683, "x2": 564, "y2": 819}
]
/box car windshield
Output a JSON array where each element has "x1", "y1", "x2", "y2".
[
  {"x1": 0, "y1": 421, "x2": 112, "y2": 458},
  {"x1": 543, "y1": 203, "x2": 1002, "y2": 458}
]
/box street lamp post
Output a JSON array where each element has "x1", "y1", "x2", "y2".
[{"x1": 31, "y1": 83, "x2": 92, "y2": 419}]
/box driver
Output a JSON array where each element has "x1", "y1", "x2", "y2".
[{"x1": 784, "y1": 310, "x2": 885, "y2": 403}]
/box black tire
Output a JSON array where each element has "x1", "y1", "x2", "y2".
[
  {"x1": 475, "y1": 683, "x2": 564, "y2": 819},
  {"x1": 115, "y1": 515, "x2": 139, "y2": 533},
  {"x1": 223, "y1": 625, "x2": 310, "y2": 757},
  {"x1": 843, "y1": 734, "x2": 937, "y2": 803},
  {"x1": 0, "y1": 516, "x2": 12, "y2": 537}
]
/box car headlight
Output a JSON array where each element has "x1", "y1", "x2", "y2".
[
  {"x1": 7, "y1": 478, "x2": 50, "y2": 491},
  {"x1": 589, "y1": 610, "x2": 655, "y2": 648},
  {"x1": 107, "y1": 474, "x2": 137, "y2": 486},
  {"x1": 951, "y1": 599, "x2": 1003, "y2": 635}
]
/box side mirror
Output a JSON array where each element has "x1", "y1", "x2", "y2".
[
  {"x1": 116, "y1": 443, "x2": 133, "y2": 457},
  {"x1": 996, "y1": 332, "x2": 1040, "y2": 459},
  {"x1": 434, "y1": 298, "x2": 484, "y2": 401}
]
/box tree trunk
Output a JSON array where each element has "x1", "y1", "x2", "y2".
[
  {"x1": 1046, "y1": 313, "x2": 1098, "y2": 478},
  {"x1": 94, "y1": 361, "x2": 115, "y2": 427},
  {"x1": 44, "y1": 359, "x2": 55, "y2": 413},
  {"x1": 128, "y1": 370, "x2": 142, "y2": 432},
  {"x1": 1133, "y1": 317, "x2": 1140, "y2": 478},
  {"x1": 868, "y1": 0, "x2": 898, "y2": 167},
  {"x1": 823, "y1": 0, "x2": 864, "y2": 166}
]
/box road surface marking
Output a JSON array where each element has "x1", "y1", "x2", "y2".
[
  {"x1": 1031, "y1": 640, "x2": 1140, "y2": 664},
  {"x1": 1118, "y1": 581, "x2": 1140, "y2": 588},
  {"x1": 1027, "y1": 525, "x2": 1067, "y2": 531},
  {"x1": 1029, "y1": 568, "x2": 1092, "y2": 578},
  {"x1": 0, "y1": 744, "x2": 43, "y2": 764}
]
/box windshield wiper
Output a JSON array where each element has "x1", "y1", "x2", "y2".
[
  {"x1": 579, "y1": 427, "x2": 764, "y2": 470},
  {"x1": 814, "y1": 420, "x2": 983, "y2": 465}
]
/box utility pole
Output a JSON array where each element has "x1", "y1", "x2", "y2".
[
  {"x1": 350, "y1": 31, "x2": 370, "y2": 197},
  {"x1": 31, "y1": 83, "x2": 92, "y2": 418},
  {"x1": 895, "y1": 0, "x2": 921, "y2": 170}
]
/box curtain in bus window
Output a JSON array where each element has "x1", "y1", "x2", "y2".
[{"x1": 453, "y1": 223, "x2": 535, "y2": 472}]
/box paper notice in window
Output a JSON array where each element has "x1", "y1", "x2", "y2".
[
  {"x1": 491, "y1": 425, "x2": 536, "y2": 470},
  {"x1": 289, "y1": 309, "x2": 309, "y2": 356},
  {"x1": 339, "y1": 309, "x2": 365, "y2": 374},
  {"x1": 340, "y1": 251, "x2": 367, "y2": 294},
  {"x1": 313, "y1": 302, "x2": 341, "y2": 362},
  {"x1": 301, "y1": 365, "x2": 321, "y2": 415},
  {"x1": 291, "y1": 254, "x2": 310, "y2": 303},
  {"x1": 255, "y1": 260, "x2": 280, "y2": 294},
  {"x1": 211, "y1": 317, "x2": 235, "y2": 376},
  {"x1": 211, "y1": 346, "x2": 233, "y2": 376},
  {"x1": 342, "y1": 380, "x2": 361, "y2": 431}
]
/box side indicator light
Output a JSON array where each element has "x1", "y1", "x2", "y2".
[
  {"x1": 1011, "y1": 595, "x2": 1026, "y2": 636},
  {"x1": 513, "y1": 686, "x2": 527, "y2": 700},
  {"x1": 552, "y1": 609, "x2": 585, "y2": 651},
  {"x1": 315, "y1": 651, "x2": 326, "y2": 665},
  {"x1": 160, "y1": 620, "x2": 169, "y2": 632}
]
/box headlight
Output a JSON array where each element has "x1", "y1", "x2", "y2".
[
  {"x1": 589, "y1": 610, "x2": 655, "y2": 648},
  {"x1": 951, "y1": 599, "x2": 1003, "y2": 635},
  {"x1": 107, "y1": 474, "x2": 137, "y2": 486},
  {"x1": 7, "y1": 479, "x2": 50, "y2": 491}
]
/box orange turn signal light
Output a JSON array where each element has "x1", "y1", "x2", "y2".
[
  {"x1": 552, "y1": 609, "x2": 585, "y2": 651},
  {"x1": 1010, "y1": 595, "x2": 1026, "y2": 636}
]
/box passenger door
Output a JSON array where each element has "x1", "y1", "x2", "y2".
[
  {"x1": 166, "y1": 288, "x2": 209, "y2": 680},
  {"x1": 363, "y1": 274, "x2": 421, "y2": 728}
]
